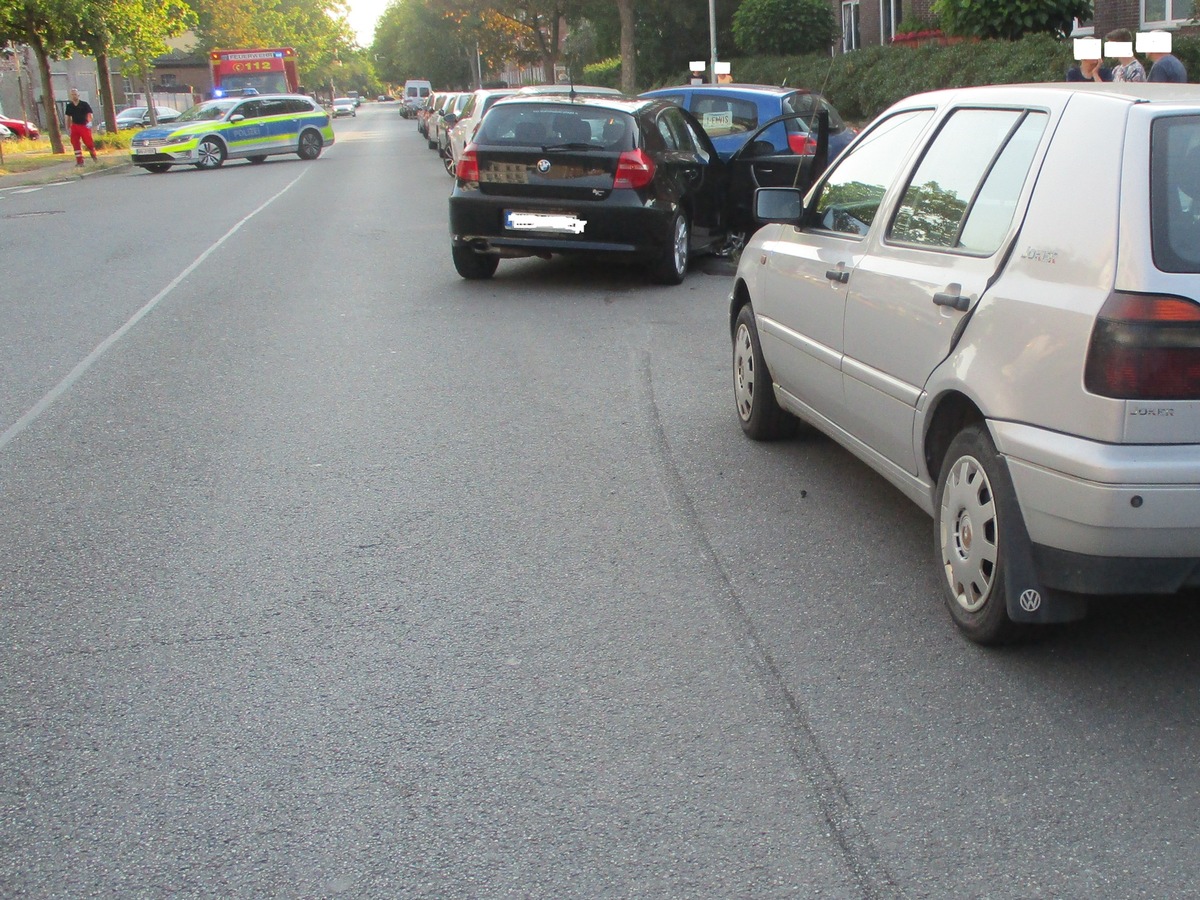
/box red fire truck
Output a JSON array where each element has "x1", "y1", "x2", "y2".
[{"x1": 209, "y1": 48, "x2": 299, "y2": 97}]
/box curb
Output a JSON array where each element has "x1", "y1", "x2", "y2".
[{"x1": 0, "y1": 158, "x2": 131, "y2": 190}]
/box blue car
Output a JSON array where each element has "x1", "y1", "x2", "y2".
[{"x1": 639, "y1": 83, "x2": 856, "y2": 162}]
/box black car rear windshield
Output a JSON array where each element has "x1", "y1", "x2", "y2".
[
  {"x1": 1151, "y1": 115, "x2": 1200, "y2": 273},
  {"x1": 478, "y1": 104, "x2": 637, "y2": 151}
]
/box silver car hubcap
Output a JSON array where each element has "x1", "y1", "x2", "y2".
[
  {"x1": 673, "y1": 216, "x2": 688, "y2": 274},
  {"x1": 733, "y1": 323, "x2": 755, "y2": 422},
  {"x1": 940, "y1": 454, "x2": 998, "y2": 613},
  {"x1": 198, "y1": 142, "x2": 220, "y2": 167}
]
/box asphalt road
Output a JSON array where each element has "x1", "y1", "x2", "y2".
[{"x1": 3, "y1": 102, "x2": 1200, "y2": 899}]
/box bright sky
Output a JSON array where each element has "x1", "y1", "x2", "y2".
[{"x1": 345, "y1": 0, "x2": 389, "y2": 46}]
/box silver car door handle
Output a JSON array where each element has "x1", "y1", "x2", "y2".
[
  {"x1": 932, "y1": 288, "x2": 969, "y2": 312},
  {"x1": 825, "y1": 269, "x2": 849, "y2": 284}
]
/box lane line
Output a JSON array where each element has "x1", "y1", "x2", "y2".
[{"x1": 0, "y1": 167, "x2": 311, "y2": 453}]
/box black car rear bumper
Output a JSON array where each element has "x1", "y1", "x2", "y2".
[{"x1": 449, "y1": 190, "x2": 672, "y2": 259}]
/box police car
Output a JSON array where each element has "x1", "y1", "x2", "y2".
[{"x1": 130, "y1": 92, "x2": 334, "y2": 172}]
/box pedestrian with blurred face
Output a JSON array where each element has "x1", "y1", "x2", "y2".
[
  {"x1": 1145, "y1": 31, "x2": 1188, "y2": 83},
  {"x1": 64, "y1": 88, "x2": 98, "y2": 166},
  {"x1": 1106, "y1": 29, "x2": 1146, "y2": 83}
]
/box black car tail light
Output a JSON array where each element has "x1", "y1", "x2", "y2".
[
  {"x1": 1084, "y1": 291, "x2": 1200, "y2": 400},
  {"x1": 456, "y1": 144, "x2": 479, "y2": 183},
  {"x1": 613, "y1": 149, "x2": 655, "y2": 190}
]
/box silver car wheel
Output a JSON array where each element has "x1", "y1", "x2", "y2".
[
  {"x1": 939, "y1": 453, "x2": 998, "y2": 614},
  {"x1": 672, "y1": 214, "x2": 689, "y2": 276},
  {"x1": 733, "y1": 322, "x2": 756, "y2": 423},
  {"x1": 196, "y1": 138, "x2": 224, "y2": 169}
]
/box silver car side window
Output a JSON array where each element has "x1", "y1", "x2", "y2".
[
  {"x1": 889, "y1": 108, "x2": 1046, "y2": 254},
  {"x1": 813, "y1": 109, "x2": 933, "y2": 237}
]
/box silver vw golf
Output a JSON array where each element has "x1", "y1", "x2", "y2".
[{"x1": 731, "y1": 83, "x2": 1200, "y2": 644}]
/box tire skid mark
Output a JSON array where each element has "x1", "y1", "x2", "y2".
[{"x1": 636, "y1": 349, "x2": 903, "y2": 900}]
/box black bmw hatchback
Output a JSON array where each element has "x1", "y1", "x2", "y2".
[{"x1": 448, "y1": 95, "x2": 730, "y2": 284}]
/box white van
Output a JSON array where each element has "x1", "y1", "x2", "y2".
[{"x1": 402, "y1": 80, "x2": 432, "y2": 118}]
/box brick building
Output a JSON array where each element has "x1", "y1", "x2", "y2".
[{"x1": 833, "y1": 0, "x2": 1199, "y2": 53}]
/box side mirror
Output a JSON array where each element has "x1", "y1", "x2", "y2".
[
  {"x1": 229, "y1": 114, "x2": 245, "y2": 123},
  {"x1": 754, "y1": 187, "x2": 805, "y2": 226},
  {"x1": 444, "y1": 113, "x2": 458, "y2": 126}
]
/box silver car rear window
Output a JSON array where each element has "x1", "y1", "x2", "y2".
[{"x1": 1151, "y1": 115, "x2": 1200, "y2": 273}]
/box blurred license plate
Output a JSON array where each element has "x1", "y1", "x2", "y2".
[
  {"x1": 133, "y1": 148, "x2": 155, "y2": 155},
  {"x1": 504, "y1": 211, "x2": 586, "y2": 234}
]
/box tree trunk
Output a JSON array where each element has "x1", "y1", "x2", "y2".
[
  {"x1": 31, "y1": 40, "x2": 64, "y2": 154},
  {"x1": 618, "y1": 0, "x2": 636, "y2": 94},
  {"x1": 95, "y1": 47, "x2": 118, "y2": 135},
  {"x1": 142, "y1": 64, "x2": 157, "y2": 127}
]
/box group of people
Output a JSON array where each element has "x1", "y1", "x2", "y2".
[{"x1": 1067, "y1": 29, "x2": 1188, "y2": 84}]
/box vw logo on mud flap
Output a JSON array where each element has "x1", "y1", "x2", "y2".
[
  {"x1": 1019, "y1": 589, "x2": 1042, "y2": 613},
  {"x1": 536, "y1": 159, "x2": 551, "y2": 173}
]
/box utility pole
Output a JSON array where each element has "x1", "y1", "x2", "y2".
[{"x1": 709, "y1": 0, "x2": 718, "y2": 84}]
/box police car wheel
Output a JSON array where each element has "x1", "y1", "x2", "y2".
[
  {"x1": 194, "y1": 138, "x2": 225, "y2": 169},
  {"x1": 298, "y1": 130, "x2": 323, "y2": 160}
]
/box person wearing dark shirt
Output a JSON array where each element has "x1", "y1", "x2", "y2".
[
  {"x1": 1148, "y1": 51, "x2": 1188, "y2": 83},
  {"x1": 1067, "y1": 59, "x2": 1113, "y2": 82},
  {"x1": 64, "y1": 87, "x2": 98, "y2": 167}
]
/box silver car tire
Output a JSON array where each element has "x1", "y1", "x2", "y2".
[
  {"x1": 194, "y1": 137, "x2": 225, "y2": 169},
  {"x1": 732, "y1": 304, "x2": 796, "y2": 441},
  {"x1": 935, "y1": 424, "x2": 1018, "y2": 644}
]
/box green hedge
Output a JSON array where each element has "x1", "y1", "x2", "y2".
[
  {"x1": 719, "y1": 33, "x2": 1200, "y2": 122},
  {"x1": 582, "y1": 57, "x2": 621, "y2": 89},
  {"x1": 724, "y1": 33, "x2": 1075, "y2": 121}
]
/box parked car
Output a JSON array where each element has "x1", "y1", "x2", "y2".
[
  {"x1": 403, "y1": 79, "x2": 432, "y2": 117},
  {"x1": 418, "y1": 92, "x2": 445, "y2": 139},
  {"x1": 449, "y1": 95, "x2": 731, "y2": 284},
  {"x1": 129, "y1": 94, "x2": 333, "y2": 172},
  {"x1": 0, "y1": 123, "x2": 13, "y2": 140},
  {"x1": 427, "y1": 92, "x2": 462, "y2": 152},
  {"x1": 446, "y1": 88, "x2": 518, "y2": 175},
  {"x1": 731, "y1": 82, "x2": 1200, "y2": 644},
  {"x1": 113, "y1": 106, "x2": 183, "y2": 130},
  {"x1": 0, "y1": 115, "x2": 39, "y2": 139},
  {"x1": 436, "y1": 91, "x2": 475, "y2": 173},
  {"x1": 332, "y1": 97, "x2": 356, "y2": 118},
  {"x1": 640, "y1": 84, "x2": 855, "y2": 162}
]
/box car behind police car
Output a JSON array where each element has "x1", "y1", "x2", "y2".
[{"x1": 130, "y1": 94, "x2": 334, "y2": 172}]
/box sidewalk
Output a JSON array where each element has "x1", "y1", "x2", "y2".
[{"x1": 0, "y1": 154, "x2": 131, "y2": 189}]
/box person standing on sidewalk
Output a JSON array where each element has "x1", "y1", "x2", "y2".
[{"x1": 64, "y1": 88, "x2": 98, "y2": 167}]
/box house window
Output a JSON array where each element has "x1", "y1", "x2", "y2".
[
  {"x1": 842, "y1": 1, "x2": 861, "y2": 52},
  {"x1": 881, "y1": 0, "x2": 903, "y2": 43},
  {"x1": 1144, "y1": 0, "x2": 1196, "y2": 26}
]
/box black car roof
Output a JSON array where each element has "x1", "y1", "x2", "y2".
[{"x1": 491, "y1": 94, "x2": 661, "y2": 114}]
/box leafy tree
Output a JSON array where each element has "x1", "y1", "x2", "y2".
[
  {"x1": 0, "y1": 0, "x2": 75, "y2": 152},
  {"x1": 932, "y1": 0, "x2": 1090, "y2": 40},
  {"x1": 732, "y1": 0, "x2": 834, "y2": 57}
]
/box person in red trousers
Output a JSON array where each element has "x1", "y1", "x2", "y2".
[{"x1": 64, "y1": 88, "x2": 98, "y2": 167}]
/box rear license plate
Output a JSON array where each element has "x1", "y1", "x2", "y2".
[{"x1": 504, "y1": 210, "x2": 586, "y2": 235}]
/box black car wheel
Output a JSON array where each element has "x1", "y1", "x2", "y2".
[
  {"x1": 935, "y1": 424, "x2": 1019, "y2": 645},
  {"x1": 194, "y1": 137, "x2": 225, "y2": 170},
  {"x1": 452, "y1": 244, "x2": 499, "y2": 280},
  {"x1": 732, "y1": 303, "x2": 797, "y2": 440},
  {"x1": 298, "y1": 130, "x2": 323, "y2": 160},
  {"x1": 650, "y1": 210, "x2": 690, "y2": 285},
  {"x1": 442, "y1": 151, "x2": 456, "y2": 176}
]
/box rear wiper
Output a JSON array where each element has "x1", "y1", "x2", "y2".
[{"x1": 540, "y1": 142, "x2": 594, "y2": 151}]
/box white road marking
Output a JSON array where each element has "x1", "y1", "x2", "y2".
[{"x1": 0, "y1": 167, "x2": 312, "y2": 453}]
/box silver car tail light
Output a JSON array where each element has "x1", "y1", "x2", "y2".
[{"x1": 1084, "y1": 291, "x2": 1200, "y2": 400}]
